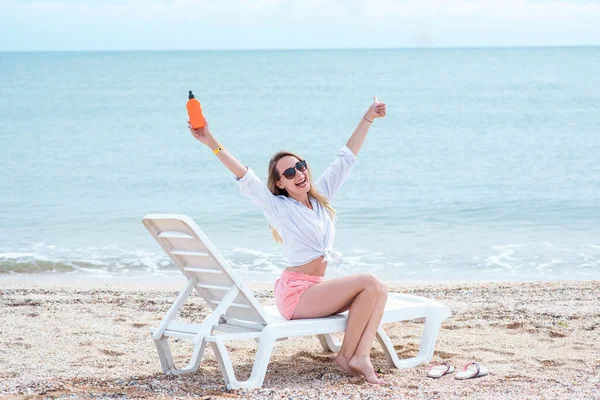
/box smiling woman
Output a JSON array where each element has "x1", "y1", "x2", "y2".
[{"x1": 187, "y1": 96, "x2": 391, "y2": 384}]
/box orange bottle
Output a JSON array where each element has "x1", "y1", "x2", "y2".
[{"x1": 186, "y1": 90, "x2": 205, "y2": 129}]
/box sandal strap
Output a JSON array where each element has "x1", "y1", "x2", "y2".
[
  {"x1": 462, "y1": 362, "x2": 480, "y2": 375},
  {"x1": 443, "y1": 362, "x2": 451, "y2": 374},
  {"x1": 428, "y1": 362, "x2": 451, "y2": 373}
]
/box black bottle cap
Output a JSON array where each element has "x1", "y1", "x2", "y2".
[{"x1": 189, "y1": 90, "x2": 195, "y2": 100}]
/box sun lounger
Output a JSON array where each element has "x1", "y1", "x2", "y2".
[{"x1": 142, "y1": 214, "x2": 452, "y2": 389}]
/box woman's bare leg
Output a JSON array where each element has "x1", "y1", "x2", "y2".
[
  {"x1": 349, "y1": 283, "x2": 388, "y2": 381},
  {"x1": 291, "y1": 273, "x2": 383, "y2": 383}
]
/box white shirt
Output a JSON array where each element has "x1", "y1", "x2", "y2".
[{"x1": 235, "y1": 145, "x2": 357, "y2": 267}]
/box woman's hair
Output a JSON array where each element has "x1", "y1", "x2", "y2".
[{"x1": 266, "y1": 151, "x2": 336, "y2": 244}]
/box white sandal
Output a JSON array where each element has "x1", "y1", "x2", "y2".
[
  {"x1": 455, "y1": 362, "x2": 488, "y2": 380},
  {"x1": 426, "y1": 362, "x2": 455, "y2": 378}
]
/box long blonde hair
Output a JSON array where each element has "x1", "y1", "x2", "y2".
[{"x1": 266, "y1": 151, "x2": 336, "y2": 244}]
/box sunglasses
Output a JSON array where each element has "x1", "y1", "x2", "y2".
[{"x1": 280, "y1": 160, "x2": 308, "y2": 180}]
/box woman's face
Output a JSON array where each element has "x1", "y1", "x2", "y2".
[{"x1": 275, "y1": 155, "x2": 310, "y2": 196}]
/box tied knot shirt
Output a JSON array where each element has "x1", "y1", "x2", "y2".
[{"x1": 235, "y1": 145, "x2": 357, "y2": 267}]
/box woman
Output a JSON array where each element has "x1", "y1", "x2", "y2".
[{"x1": 189, "y1": 97, "x2": 388, "y2": 384}]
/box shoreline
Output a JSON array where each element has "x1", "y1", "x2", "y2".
[
  {"x1": 0, "y1": 272, "x2": 594, "y2": 291},
  {"x1": 1, "y1": 280, "x2": 599, "y2": 399}
]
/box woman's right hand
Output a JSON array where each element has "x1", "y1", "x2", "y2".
[{"x1": 189, "y1": 120, "x2": 212, "y2": 146}]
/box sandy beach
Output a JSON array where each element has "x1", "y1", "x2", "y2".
[{"x1": 1, "y1": 278, "x2": 599, "y2": 399}]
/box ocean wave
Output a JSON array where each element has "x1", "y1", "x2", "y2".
[
  {"x1": 0, "y1": 243, "x2": 173, "y2": 275},
  {"x1": 1, "y1": 241, "x2": 598, "y2": 281},
  {"x1": 0, "y1": 243, "x2": 287, "y2": 278}
]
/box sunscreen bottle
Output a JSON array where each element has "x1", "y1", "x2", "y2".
[{"x1": 186, "y1": 90, "x2": 205, "y2": 129}]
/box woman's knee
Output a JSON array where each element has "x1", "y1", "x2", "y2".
[
  {"x1": 358, "y1": 273, "x2": 381, "y2": 292},
  {"x1": 379, "y1": 281, "x2": 388, "y2": 294},
  {"x1": 378, "y1": 282, "x2": 388, "y2": 301}
]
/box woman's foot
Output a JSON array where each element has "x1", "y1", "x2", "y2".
[
  {"x1": 334, "y1": 354, "x2": 358, "y2": 377},
  {"x1": 349, "y1": 355, "x2": 386, "y2": 384}
]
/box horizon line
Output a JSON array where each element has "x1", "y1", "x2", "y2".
[{"x1": 2, "y1": 44, "x2": 599, "y2": 53}]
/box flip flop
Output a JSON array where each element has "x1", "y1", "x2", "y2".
[
  {"x1": 455, "y1": 362, "x2": 488, "y2": 380},
  {"x1": 426, "y1": 362, "x2": 455, "y2": 378}
]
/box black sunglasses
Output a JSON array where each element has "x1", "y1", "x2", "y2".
[{"x1": 280, "y1": 160, "x2": 307, "y2": 180}]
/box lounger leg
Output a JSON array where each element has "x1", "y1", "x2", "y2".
[
  {"x1": 317, "y1": 334, "x2": 342, "y2": 353},
  {"x1": 172, "y1": 340, "x2": 207, "y2": 375},
  {"x1": 377, "y1": 312, "x2": 447, "y2": 369},
  {"x1": 210, "y1": 332, "x2": 277, "y2": 390},
  {"x1": 209, "y1": 341, "x2": 232, "y2": 388},
  {"x1": 416, "y1": 314, "x2": 445, "y2": 362},
  {"x1": 152, "y1": 335, "x2": 207, "y2": 375},
  {"x1": 153, "y1": 337, "x2": 175, "y2": 374},
  {"x1": 248, "y1": 334, "x2": 276, "y2": 388}
]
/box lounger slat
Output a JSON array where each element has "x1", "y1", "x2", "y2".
[
  {"x1": 166, "y1": 321, "x2": 201, "y2": 334},
  {"x1": 186, "y1": 270, "x2": 234, "y2": 287},
  {"x1": 210, "y1": 300, "x2": 251, "y2": 309},
  {"x1": 205, "y1": 332, "x2": 262, "y2": 341},
  {"x1": 199, "y1": 287, "x2": 248, "y2": 307},
  {"x1": 220, "y1": 317, "x2": 265, "y2": 331},
  {"x1": 150, "y1": 327, "x2": 196, "y2": 341},
  {"x1": 174, "y1": 254, "x2": 216, "y2": 269},
  {"x1": 226, "y1": 308, "x2": 261, "y2": 321},
  {"x1": 171, "y1": 250, "x2": 209, "y2": 257},
  {"x1": 184, "y1": 267, "x2": 222, "y2": 274},
  {"x1": 224, "y1": 304, "x2": 266, "y2": 321},
  {"x1": 158, "y1": 232, "x2": 194, "y2": 239},
  {"x1": 145, "y1": 219, "x2": 193, "y2": 235},
  {"x1": 196, "y1": 283, "x2": 231, "y2": 291},
  {"x1": 214, "y1": 323, "x2": 262, "y2": 333},
  {"x1": 171, "y1": 235, "x2": 210, "y2": 251},
  {"x1": 165, "y1": 238, "x2": 209, "y2": 252}
]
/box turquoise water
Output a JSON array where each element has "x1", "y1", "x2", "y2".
[{"x1": 1, "y1": 48, "x2": 599, "y2": 282}]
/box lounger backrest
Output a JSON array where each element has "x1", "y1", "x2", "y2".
[{"x1": 142, "y1": 214, "x2": 273, "y2": 327}]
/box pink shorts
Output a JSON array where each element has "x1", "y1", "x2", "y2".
[{"x1": 274, "y1": 270, "x2": 324, "y2": 320}]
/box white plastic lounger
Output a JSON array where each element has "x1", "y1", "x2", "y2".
[{"x1": 142, "y1": 214, "x2": 452, "y2": 389}]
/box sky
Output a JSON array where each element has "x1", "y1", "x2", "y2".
[{"x1": 1, "y1": 0, "x2": 600, "y2": 51}]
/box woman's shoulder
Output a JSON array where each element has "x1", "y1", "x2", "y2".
[{"x1": 265, "y1": 195, "x2": 293, "y2": 215}]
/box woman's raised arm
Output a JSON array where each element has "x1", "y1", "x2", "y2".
[
  {"x1": 189, "y1": 121, "x2": 284, "y2": 215},
  {"x1": 189, "y1": 121, "x2": 248, "y2": 179},
  {"x1": 314, "y1": 97, "x2": 387, "y2": 200},
  {"x1": 345, "y1": 96, "x2": 387, "y2": 157}
]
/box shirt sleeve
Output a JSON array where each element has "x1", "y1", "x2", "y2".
[
  {"x1": 235, "y1": 167, "x2": 284, "y2": 216},
  {"x1": 314, "y1": 145, "x2": 357, "y2": 201}
]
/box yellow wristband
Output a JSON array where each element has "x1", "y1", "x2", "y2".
[{"x1": 213, "y1": 145, "x2": 223, "y2": 155}]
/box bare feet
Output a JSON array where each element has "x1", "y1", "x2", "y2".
[
  {"x1": 349, "y1": 355, "x2": 386, "y2": 384},
  {"x1": 334, "y1": 354, "x2": 358, "y2": 377}
]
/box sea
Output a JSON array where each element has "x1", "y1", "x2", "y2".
[{"x1": 1, "y1": 47, "x2": 599, "y2": 283}]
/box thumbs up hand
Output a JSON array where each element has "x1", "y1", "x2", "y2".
[{"x1": 366, "y1": 96, "x2": 386, "y2": 120}]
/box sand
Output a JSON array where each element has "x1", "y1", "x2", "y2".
[{"x1": 1, "y1": 278, "x2": 599, "y2": 399}]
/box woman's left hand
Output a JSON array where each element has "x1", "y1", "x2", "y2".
[{"x1": 366, "y1": 96, "x2": 386, "y2": 120}]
